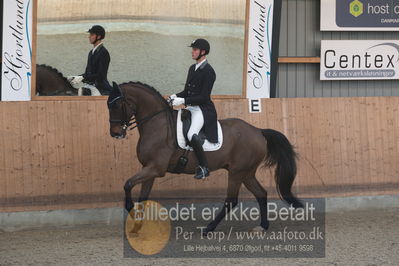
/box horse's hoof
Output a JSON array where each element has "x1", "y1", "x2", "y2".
[
  {"x1": 252, "y1": 226, "x2": 266, "y2": 232},
  {"x1": 202, "y1": 226, "x2": 215, "y2": 237},
  {"x1": 129, "y1": 221, "x2": 143, "y2": 234},
  {"x1": 128, "y1": 231, "x2": 139, "y2": 238}
]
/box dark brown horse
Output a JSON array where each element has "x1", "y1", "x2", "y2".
[
  {"x1": 108, "y1": 82, "x2": 303, "y2": 233},
  {"x1": 36, "y1": 64, "x2": 77, "y2": 96}
]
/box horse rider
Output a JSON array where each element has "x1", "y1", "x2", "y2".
[
  {"x1": 69, "y1": 25, "x2": 112, "y2": 96},
  {"x1": 169, "y1": 38, "x2": 218, "y2": 180}
]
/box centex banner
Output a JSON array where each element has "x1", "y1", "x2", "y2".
[{"x1": 320, "y1": 40, "x2": 399, "y2": 80}]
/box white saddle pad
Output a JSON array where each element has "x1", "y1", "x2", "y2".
[{"x1": 176, "y1": 109, "x2": 223, "y2": 152}]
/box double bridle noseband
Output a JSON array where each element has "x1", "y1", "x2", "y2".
[{"x1": 108, "y1": 95, "x2": 170, "y2": 131}]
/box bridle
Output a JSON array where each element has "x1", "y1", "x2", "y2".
[{"x1": 108, "y1": 95, "x2": 170, "y2": 131}]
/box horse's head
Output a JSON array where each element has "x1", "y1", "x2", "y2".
[{"x1": 107, "y1": 82, "x2": 137, "y2": 139}]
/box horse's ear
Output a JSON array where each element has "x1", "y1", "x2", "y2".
[
  {"x1": 112, "y1": 82, "x2": 119, "y2": 94},
  {"x1": 112, "y1": 82, "x2": 124, "y2": 97}
]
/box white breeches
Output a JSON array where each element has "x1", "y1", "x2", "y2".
[
  {"x1": 78, "y1": 83, "x2": 101, "y2": 96},
  {"x1": 69, "y1": 79, "x2": 101, "y2": 96},
  {"x1": 186, "y1": 106, "x2": 204, "y2": 141}
]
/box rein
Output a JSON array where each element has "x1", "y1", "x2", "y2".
[
  {"x1": 125, "y1": 106, "x2": 170, "y2": 131},
  {"x1": 109, "y1": 96, "x2": 171, "y2": 131}
]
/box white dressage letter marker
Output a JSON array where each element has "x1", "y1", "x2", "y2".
[{"x1": 249, "y1": 99, "x2": 262, "y2": 113}]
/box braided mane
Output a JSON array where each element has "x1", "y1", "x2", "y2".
[
  {"x1": 37, "y1": 64, "x2": 71, "y2": 85},
  {"x1": 120, "y1": 81, "x2": 172, "y2": 109}
]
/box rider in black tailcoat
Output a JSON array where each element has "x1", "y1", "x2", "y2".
[
  {"x1": 170, "y1": 39, "x2": 218, "y2": 179},
  {"x1": 82, "y1": 25, "x2": 112, "y2": 95}
]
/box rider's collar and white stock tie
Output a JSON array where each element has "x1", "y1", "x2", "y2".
[
  {"x1": 195, "y1": 58, "x2": 207, "y2": 71},
  {"x1": 92, "y1": 42, "x2": 103, "y2": 54}
]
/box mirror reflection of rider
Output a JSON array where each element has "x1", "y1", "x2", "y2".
[
  {"x1": 82, "y1": 25, "x2": 112, "y2": 95},
  {"x1": 170, "y1": 39, "x2": 218, "y2": 180}
]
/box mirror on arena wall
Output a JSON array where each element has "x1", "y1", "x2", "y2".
[{"x1": 35, "y1": 0, "x2": 246, "y2": 97}]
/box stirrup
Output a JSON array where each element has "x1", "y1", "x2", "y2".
[{"x1": 194, "y1": 166, "x2": 210, "y2": 180}]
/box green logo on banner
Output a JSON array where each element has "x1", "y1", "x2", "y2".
[{"x1": 350, "y1": 0, "x2": 364, "y2": 17}]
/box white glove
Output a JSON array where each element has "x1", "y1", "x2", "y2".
[
  {"x1": 68, "y1": 76, "x2": 84, "y2": 85},
  {"x1": 167, "y1": 94, "x2": 177, "y2": 104},
  {"x1": 172, "y1": 97, "x2": 185, "y2": 106}
]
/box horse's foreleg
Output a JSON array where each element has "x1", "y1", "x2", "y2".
[
  {"x1": 204, "y1": 173, "x2": 243, "y2": 235},
  {"x1": 243, "y1": 176, "x2": 269, "y2": 231},
  {"x1": 127, "y1": 177, "x2": 155, "y2": 234},
  {"x1": 138, "y1": 178, "x2": 155, "y2": 203},
  {"x1": 124, "y1": 167, "x2": 158, "y2": 213}
]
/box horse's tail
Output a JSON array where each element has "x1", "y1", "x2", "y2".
[{"x1": 261, "y1": 129, "x2": 303, "y2": 208}]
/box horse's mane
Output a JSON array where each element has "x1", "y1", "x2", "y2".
[
  {"x1": 37, "y1": 64, "x2": 72, "y2": 86},
  {"x1": 120, "y1": 81, "x2": 172, "y2": 109}
]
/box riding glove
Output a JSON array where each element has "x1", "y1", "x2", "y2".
[
  {"x1": 172, "y1": 97, "x2": 185, "y2": 106},
  {"x1": 68, "y1": 76, "x2": 84, "y2": 85},
  {"x1": 167, "y1": 94, "x2": 177, "y2": 104}
]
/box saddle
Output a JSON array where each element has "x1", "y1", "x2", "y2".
[
  {"x1": 176, "y1": 109, "x2": 223, "y2": 152},
  {"x1": 181, "y1": 109, "x2": 206, "y2": 146},
  {"x1": 173, "y1": 109, "x2": 223, "y2": 173}
]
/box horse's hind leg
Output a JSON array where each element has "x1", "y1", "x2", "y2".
[
  {"x1": 243, "y1": 176, "x2": 269, "y2": 231},
  {"x1": 203, "y1": 171, "x2": 243, "y2": 235}
]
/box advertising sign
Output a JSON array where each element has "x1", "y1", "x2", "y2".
[
  {"x1": 246, "y1": 0, "x2": 281, "y2": 112},
  {"x1": 320, "y1": 40, "x2": 399, "y2": 80},
  {"x1": 1, "y1": 0, "x2": 33, "y2": 101},
  {"x1": 321, "y1": 0, "x2": 399, "y2": 31}
]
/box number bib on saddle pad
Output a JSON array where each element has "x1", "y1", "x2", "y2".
[{"x1": 176, "y1": 109, "x2": 223, "y2": 151}]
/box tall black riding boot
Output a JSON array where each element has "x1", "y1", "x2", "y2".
[{"x1": 190, "y1": 134, "x2": 210, "y2": 179}]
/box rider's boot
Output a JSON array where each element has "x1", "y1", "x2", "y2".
[{"x1": 190, "y1": 134, "x2": 210, "y2": 180}]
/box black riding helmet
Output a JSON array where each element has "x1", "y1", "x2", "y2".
[
  {"x1": 189, "y1": 39, "x2": 210, "y2": 59},
  {"x1": 88, "y1": 25, "x2": 106, "y2": 40}
]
